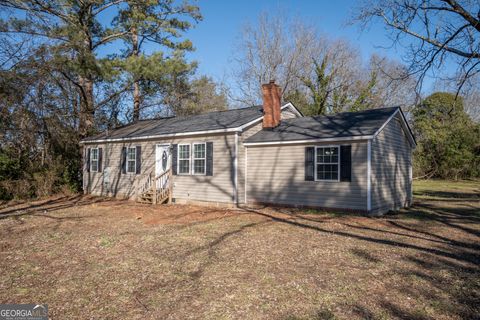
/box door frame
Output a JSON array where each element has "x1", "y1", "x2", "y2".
[{"x1": 155, "y1": 143, "x2": 172, "y2": 177}]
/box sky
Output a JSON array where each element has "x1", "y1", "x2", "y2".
[
  {"x1": 2, "y1": 0, "x2": 442, "y2": 95},
  {"x1": 184, "y1": 0, "x2": 415, "y2": 87}
]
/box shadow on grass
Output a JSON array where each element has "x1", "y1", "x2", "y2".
[
  {"x1": 251, "y1": 199, "x2": 480, "y2": 319},
  {"x1": 0, "y1": 195, "x2": 115, "y2": 220},
  {"x1": 413, "y1": 189, "x2": 480, "y2": 200}
]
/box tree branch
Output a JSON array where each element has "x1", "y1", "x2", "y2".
[
  {"x1": 93, "y1": 31, "x2": 130, "y2": 49},
  {"x1": 442, "y1": 0, "x2": 480, "y2": 32},
  {"x1": 382, "y1": 14, "x2": 480, "y2": 59}
]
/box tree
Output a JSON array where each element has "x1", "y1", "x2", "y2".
[
  {"x1": 173, "y1": 76, "x2": 227, "y2": 116},
  {"x1": 0, "y1": 0, "x2": 132, "y2": 138},
  {"x1": 350, "y1": 70, "x2": 377, "y2": 112},
  {"x1": 354, "y1": 0, "x2": 480, "y2": 92},
  {"x1": 413, "y1": 92, "x2": 480, "y2": 179},
  {"x1": 233, "y1": 11, "x2": 417, "y2": 113},
  {"x1": 298, "y1": 57, "x2": 334, "y2": 115},
  {"x1": 113, "y1": 0, "x2": 201, "y2": 121},
  {"x1": 232, "y1": 12, "x2": 322, "y2": 106}
]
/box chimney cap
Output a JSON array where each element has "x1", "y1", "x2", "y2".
[{"x1": 269, "y1": 79, "x2": 275, "y2": 84}]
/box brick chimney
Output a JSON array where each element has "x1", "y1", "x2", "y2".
[{"x1": 262, "y1": 80, "x2": 282, "y2": 129}]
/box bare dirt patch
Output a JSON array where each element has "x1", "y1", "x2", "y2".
[{"x1": 0, "y1": 183, "x2": 479, "y2": 319}]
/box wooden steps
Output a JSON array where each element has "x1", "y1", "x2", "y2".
[{"x1": 136, "y1": 169, "x2": 172, "y2": 205}]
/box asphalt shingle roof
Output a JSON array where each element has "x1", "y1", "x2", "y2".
[
  {"x1": 245, "y1": 107, "x2": 399, "y2": 143},
  {"x1": 83, "y1": 106, "x2": 264, "y2": 141}
]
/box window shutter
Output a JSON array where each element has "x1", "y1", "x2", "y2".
[
  {"x1": 98, "y1": 148, "x2": 103, "y2": 173},
  {"x1": 86, "y1": 148, "x2": 91, "y2": 172},
  {"x1": 121, "y1": 147, "x2": 126, "y2": 174},
  {"x1": 305, "y1": 147, "x2": 315, "y2": 181},
  {"x1": 340, "y1": 145, "x2": 352, "y2": 182},
  {"x1": 136, "y1": 146, "x2": 141, "y2": 174},
  {"x1": 172, "y1": 144, "x2": 178, "y2": 175},
  {"x1": 206, "y1": 142, "x2": 213, "y2": 176}
]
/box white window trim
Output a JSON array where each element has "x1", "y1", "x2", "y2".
[
  {"x1": 126, "y1": 146, "x2": 137, "y2": 174},
  {"x1": 314, "y1": 145, "x2": 340, "y2": 182},
  {"x1": 177, "y1": 144, "x2": 191, "y2": 175},
  {"x1": 192, "y1": 142, "x2": 207, "y2": 176},
  {"x1": 90, "y1": 148, "x2": 99, "y2": 172}
]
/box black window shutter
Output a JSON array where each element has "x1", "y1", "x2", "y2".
[
  {"x1": 121, "y1": 147, "x2": 126, "y2": 174},
  {"x1": 98, "y1": 148, "x2": 103, "y2": 173},
  {"x1": 340, "y1": 145, "x2": 352, "y2": 182},
  {"x1": 136, "y1": 146, "x2": 141, "y2": 174},
  {"x1": 172, "y1": 144, "x2": 178, "y2": 175},
  {"x1": 206, "y1": 142, "x2": 213, "y2": 176},
  {"x1": 86, "y1": 148, "x2": 91, "y2": 172},
  {"x1": 305, "y1": 147, "x2": 315, "y2": 181}
]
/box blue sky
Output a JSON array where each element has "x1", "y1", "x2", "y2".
[{"x1": 185, "y1": 0, "x2": 413, "y2": 86}]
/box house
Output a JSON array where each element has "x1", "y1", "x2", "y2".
[{"x1": 80, "y1": 81, "x2": 416, "y2": 215}]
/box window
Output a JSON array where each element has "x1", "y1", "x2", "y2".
[
  {"x1": 193, "y1": 143, "x2": 206, "y2": 175},
  {"x1": 315, "y1": 146, "x2": 339, "y2": 181},
  {"x1": 127, "y1": 147, "x2": 136, "y2": 173},
  {"x1": 91, "y1": 148, "x2": 99, "y2": 172},
  {"x1": 178, "y1": 144, "x2": 190, "y2": 174}
]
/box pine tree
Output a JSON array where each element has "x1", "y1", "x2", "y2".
[{"x1": 113, "y1": 0, "x2": 201, "y2": 121}]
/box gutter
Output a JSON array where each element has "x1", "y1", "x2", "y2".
[
  {"x1": 243, "y1": 135, "x2": 373, "y2": 147},
  {"x1": 79, "y1": 127, "x2": 241, "y2": 144}
]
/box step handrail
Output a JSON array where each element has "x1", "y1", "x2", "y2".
[
  {"x1": 155, "y1": 168, "x2": 172, "y2": 204},
  {"x1": 137, "y1": 171, "x2": 152, "y2": 200}
]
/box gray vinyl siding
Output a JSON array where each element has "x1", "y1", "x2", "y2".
[
  {"x1": 371, "y1": 114, "x2": 413, "y2": 214},
  {"x1": 245, "y1": 141, "x2": 369, "y2": 210},
  {"x1": 83, "y1": 133, "x2": 236, "y2": 203},
  {"x1": 238, "y1": 122, "x2": 263, "y2": 204},
  {"x1": 237, "y1": 108, "x2": 300, "y2": 204}
]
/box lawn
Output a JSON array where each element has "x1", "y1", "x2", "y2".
[{"x1": 0, "y1": 180, "x2": 479, "y2": 319}]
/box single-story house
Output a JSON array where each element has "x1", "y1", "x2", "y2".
[{"x1": 80, "y1": 81, "x2": 416, "y2": 215}]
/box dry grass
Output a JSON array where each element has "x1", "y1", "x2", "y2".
[{"x1": 0, "y1": 181, "x2": 479, "y2": 319}]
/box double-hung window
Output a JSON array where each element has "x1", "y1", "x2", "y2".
[
  {"x1": 193, "y1": 143, "x2": 206, "y2": 175},
  {"x1": 91, "y1": 148, "x2": 99, "y2": 172},
  {"x1": 315, "y1": 146, "x2": 339, "y2": 181},
  {"x1": 127, "y1": 147, "x2": 136, "y2": 173},
  {"x1": 178, "y1": 144, "x2": 190, "y2": 174}
]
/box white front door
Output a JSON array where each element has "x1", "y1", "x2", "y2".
[{"x1": 155, "y1": 144, "x2": 171, "y2": 178}]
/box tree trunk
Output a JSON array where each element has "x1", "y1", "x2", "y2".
[
  {"x1": 133, "y1": 81, "x2": 141, "y2": 122},
  {"x1": 78, "y1": 75, "x2": 95, "y2": 139},
  {"x1": 132, "y1": 26, "x2": 141, "y2": 122}
]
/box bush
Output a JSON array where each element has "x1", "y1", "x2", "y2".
[{"x1": 413, "y1": 92, "x2": 480, "y2": 180}]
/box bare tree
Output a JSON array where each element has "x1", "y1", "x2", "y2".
[
  {"x1": 367, "y1": 54, "x2": 418, "y2": 110},
  {"x1": 232, "y1": 11, "x2": 417, "y2": 113},
  {"x1": 231, "y1": 12, "x2": 322, "y2": 105},
  {"x1": 354, "y1": 0, "x2": 480, "y2": 92}
]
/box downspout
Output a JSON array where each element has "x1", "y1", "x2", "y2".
[
  {"x1": 104, "y1": 128, "x2": 109, "y2": 195},
  {"x1": 367, "y1": 139, "x2": 372, "y2": 212},
  {"x1": 234, "y1": 132, "x2": 238, "y2": 205},
  {"x1": 245, "y1": 146, "x2": 248, "y2": 204}
]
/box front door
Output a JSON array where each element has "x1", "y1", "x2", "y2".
[{"x1": 155, "y1": 144, "x2": 171, "y2": 178}]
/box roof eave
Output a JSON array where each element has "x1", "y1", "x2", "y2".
[
  {"x1": 80, "y1": 103, "x2": 299, "y2": 145},
  {"x1": 244, "y1": 135, "x2": 374, "y2": 147},
  {"x1": 79, "y1": 127, "x2": 241, "y2": 144}
]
